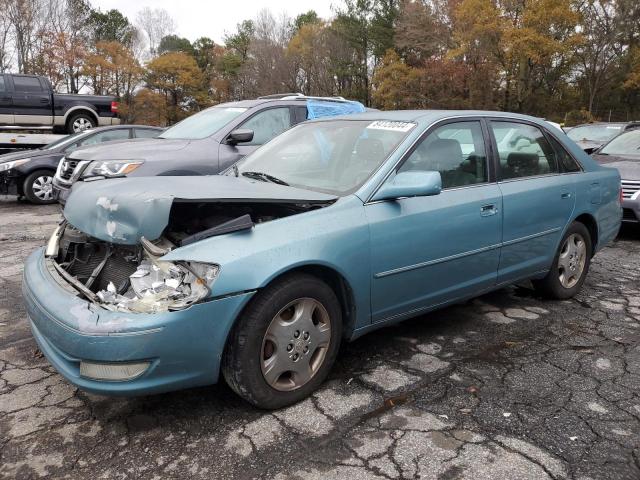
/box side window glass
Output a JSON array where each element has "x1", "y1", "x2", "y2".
[
  {"x1": 398, "y1": 121, "x2": 488, "y2": 189},
  {"x1": 13, "y1": 76, "x2": 43, "y2": 93},
  {"x1": 491, "y1": 122, "x2": 559, "y2": 179},
  {"x1": 135, "y1": 128, "x2": 160, "y2": 139},
  {"x1": 240, "y1": 108, "x2": 291, "y2": 146},
  {"x1": 77, "y1": 129, "x2": 130, "y2": 147},
  {"x1": 548, "y1": 136, "x2": 581, "y2": 173}
]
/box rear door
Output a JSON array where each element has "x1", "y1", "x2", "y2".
[
  {"x1": 489, "y1": 120, "x2": 576, "y2": 284},
  {"x1": 0, "y1": 75, "x2": 13, "y2": 124},
  {"x1": 11, "y1": 75, "x2": 53, "y2": 126},
  {"x1": 218, "y1": 106, "x2": 293, "y2": 171}
]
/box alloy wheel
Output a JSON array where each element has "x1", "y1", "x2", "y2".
[
  {"x1": 31, "y1": 175, "x2": 54, "y2": 201},
  {"x1": 73, "y1": 117, "x2": 92, "y2": 132}
]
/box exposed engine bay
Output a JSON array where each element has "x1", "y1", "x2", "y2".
[{"x1": 47, "y1": 200, "x2": 329, "y2": 313}]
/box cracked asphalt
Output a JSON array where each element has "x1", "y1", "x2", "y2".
[{"x1": 1, "y1": 195, "x2": 639, "y2": 479}]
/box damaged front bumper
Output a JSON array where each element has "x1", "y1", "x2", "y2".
[{"x1": 23, "y1": 247, "x2": 255, "y2": 396}]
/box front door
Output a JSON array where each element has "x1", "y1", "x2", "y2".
[
  {"x1": 0, "y1": 75, "x2": 13, "y2": 125},
  {"x1": 489, "y1": 120, "x2": 576, "y2": 283},
  {"x1": 218, "y1": 106, "x2": 292, "y2": 171},
  {"x1": 366, "y1": 120, "x2": 503, "y2": 323},
  {"x1": 11, "y1": 75, "x2": 52, "y2": 126}
]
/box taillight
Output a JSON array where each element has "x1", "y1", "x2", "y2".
[{"x1": 111, "y1": 101, "x2": 119, "y2": 113}]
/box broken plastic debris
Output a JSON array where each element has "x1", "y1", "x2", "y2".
[
  {"x1": 165, "y1": 278, "x2": 180, "y2": 289},
  {"x1": 503, "y1": 412, "x2": 512, "y2": 418},
  {"x1": 569, "y1": 436, "x2": 578, "y2": 441}
]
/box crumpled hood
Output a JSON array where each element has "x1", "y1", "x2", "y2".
[
  {"x1": 0, "y1": 148, "x2": 52, "y2": 164},
  {"x1": 592, "y1": 155, "x2": 640, "y2": 181},
  {"x1": 63, "y1": 175, "x2": 337, "y2": 244},
  {"x1": 65, "y1": 138, "x2": 190, "y2": 161}
]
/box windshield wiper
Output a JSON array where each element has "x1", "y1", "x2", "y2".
[{"x1": 241, "y1": 171, "x2": 289, "y2": 186}]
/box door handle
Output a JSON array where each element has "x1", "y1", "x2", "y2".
[
  {"x1": 561, "y1": 192, "x2": 572, "y2": 199},
  {"x1": 39, "y1": 98, "x2": 50, "y2": 103},
  {"x1": 480, "y1": 204, "x2": 498, "y2": 217}
]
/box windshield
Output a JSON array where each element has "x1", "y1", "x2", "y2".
[
  {"x1": 42, "y1": 131, "x2": 87, "y2": 150},
  {"x1": 600, "y1": 129, "x2": 640, "y2": 158},
  {"x1": 567, "y1": 124, "x2": 623, "y2": 143},
  {"x1": 231, "y1": 120, "x2": 415, "y2": 195},
  {"x1": 159, "y1": 107, "x2": 247, "y2": 140}
]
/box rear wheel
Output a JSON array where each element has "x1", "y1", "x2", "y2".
[
  {"x1": 533, "y1": 222, "x2": 592, "y2": 299},
  {"x1": 66, "y1": 112, "x2": 96, "y2": 133},
  {"x1": 222, "y1": 273, "x2": 342, "y2": 409},
  {"x1": 23, "y1": 169, "x2": 56, "y2": 204}
]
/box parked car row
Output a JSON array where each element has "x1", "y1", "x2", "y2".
[{"x1": 21, "y1": 106, "x2": 622, "y2": 409}]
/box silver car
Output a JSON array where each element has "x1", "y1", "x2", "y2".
[{"x1": 592, "y1": 128, "x2": 640, "y2": 223}]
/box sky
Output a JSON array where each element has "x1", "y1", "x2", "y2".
[{"x1": 92, "y1": 0, "x2": 336, "y2": 44}]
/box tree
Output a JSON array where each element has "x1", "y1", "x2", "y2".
[
  {"x1": 287, "y1": 22, "x2": 335, "y2": 95},
  {"x1": 82, "y1": 40, "x2": 143, "y2": 100},
  {"x1": 372, "y1": 49, "x2": 421, "y2": 108},
  {"x1": 146, "y1": 51, "x2": 205, "y2": 123},
  {"x1": 135, "y1": 7, "x2": 176, "y2": 56},
  {"x1": 158, "y1": 35, "x2": 194, "y2": 56},
  {"x1": 7, "y1": 0, "x2": 45, "y2": 73},
  {"x1": 89, "y1": 8, "x2": 134, "y2": 45},
  {"x1": 292, "y1": 10, "x2": 320, "y2": 33}
]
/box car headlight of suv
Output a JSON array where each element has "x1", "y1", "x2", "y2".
[
  {"x1": 0, "y1": 158, "x2": 31, "y2": 172},
  {"x1": 80, "y1": 159, "x2": 144, "y2": 179}
]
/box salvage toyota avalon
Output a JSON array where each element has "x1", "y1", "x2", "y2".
[{"x1": 23, "y1": 111, "x2": 621, "y2": 409}]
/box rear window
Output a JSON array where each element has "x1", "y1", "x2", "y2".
[{"x1": 13, "y1": 76, "x2": 44, "y2": 93}]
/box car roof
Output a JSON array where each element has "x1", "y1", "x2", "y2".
[{"x1": 305, "y1": 110, "x2": 550, "y2": 125}]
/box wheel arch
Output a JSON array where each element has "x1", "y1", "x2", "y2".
[
  {"x1": 63, "y1": 106, "x2": 99, "y2": 125},
  {"x1": 573, "y1": 212, "x2": 599, "y2": 255},
  {"x1": 238, "y1": 263, "x2": 358, "y2": 341}
]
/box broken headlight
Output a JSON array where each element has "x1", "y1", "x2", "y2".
[
  {"x1": 81, "y1": 159, "x2": 144, "y2": 179},
  {"x1": 97, "y1": 260, "x2": 219, "y2": 313}
]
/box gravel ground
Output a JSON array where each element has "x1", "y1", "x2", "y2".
[{"x1": 1, "y1": 195, "x2": 639, "y2": 480}]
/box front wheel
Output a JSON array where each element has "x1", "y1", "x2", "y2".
[
  {"x1": 23, "y1": 169, "x2": 56, "y2": 204},
  {"x1": 533, "y1": 222, "x2": 592, "y2": 299},
  {"x1": 222, "y1": 273, "x2": 342, "y2": 409}
]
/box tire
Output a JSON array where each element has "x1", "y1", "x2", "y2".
[
  {"x1": 66, "y1": 112, "x2": 96, "y2": 133},
  {"x1": 23, "y1": 169, "x2": 56, "y2": 204},
  {"x1": 222, "y1": 273, "x2": 343, "y2": 409},
  {"x1": 533, "y1": 221, "x2": 592, "y2": 299}
]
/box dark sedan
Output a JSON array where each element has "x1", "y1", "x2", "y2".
[
  {"x1": 0, "y1": 125, "x2": 162, "y2": 204},
  {"x1": 592, "y1": 128, "x2": 640, "y2": 223}
]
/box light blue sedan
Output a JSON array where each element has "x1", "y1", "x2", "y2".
[{"x1": 23, "y1": 111, "x2": 622, "y2": 409}]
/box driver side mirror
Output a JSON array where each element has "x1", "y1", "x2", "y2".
[
  {"x1": 227, "y1": 129, "x2": 254, "y2": 145},
  {"x1": 372, "y1": 171, "x2": 442, "y2": 202}
]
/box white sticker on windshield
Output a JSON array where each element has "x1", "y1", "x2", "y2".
[
  {"x1": 225, "y1": 107, "x2": 247, "y2": 112},
  {"x1": 367, "y1": 121, "x2": 415, "y2": 132}
]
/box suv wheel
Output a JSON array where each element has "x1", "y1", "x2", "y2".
[{"x1": 23, "y1": 169, "x2": 56, "y2": 204}]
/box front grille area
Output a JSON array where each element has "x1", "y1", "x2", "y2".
[
  {"x1": 621, "y1": 180, "x2": 640, "y2": 199},
  {"x1": 622, "y1": 208, "x2": 638, "y2": 222},
  {"x1": 58, "y1": 159, "x2": 79, "y2": 180}
]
